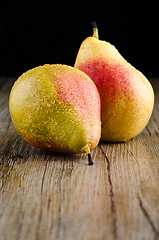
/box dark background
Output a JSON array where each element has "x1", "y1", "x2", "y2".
[{"x1": 0, "y1": 2, "x2": 158, "y2": 78}]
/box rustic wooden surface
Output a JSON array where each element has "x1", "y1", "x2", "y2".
[{"x1": 0, "y1": 77, "x2": 159, "y2": 240}]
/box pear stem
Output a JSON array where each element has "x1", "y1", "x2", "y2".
[
  {"x1": 88, "y1": 153, "x2": 94, "y2": 166},
  {"x1": 81, "y1": 144, "x2": 94, "y2": 166},
  {"x1": 91, "y1": 21, "x2": 99, "y2": 39}
]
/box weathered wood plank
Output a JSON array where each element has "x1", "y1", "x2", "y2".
[{"x1": 0, "y1": 78, "x2": 159, "y2": 240}]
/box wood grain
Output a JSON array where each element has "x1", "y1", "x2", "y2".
[{"x1": 0, "y1": 77, "x2": 159, "y2": 240}]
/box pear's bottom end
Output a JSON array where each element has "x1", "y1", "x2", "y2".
[{"x1": 21, "y1": 135, "x2": 95, "y2": 165}]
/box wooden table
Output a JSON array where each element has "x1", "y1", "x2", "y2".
[{"x1": 0, "y1": 77, "x2": 159, "y2": 240}]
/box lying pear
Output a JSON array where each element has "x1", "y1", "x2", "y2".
[
  {"x1": 9, "y1": 64, "x2": 101, "y2": 163},
  {"x1": 75, "y1": 22, "x2": 154, "y2": 142}
]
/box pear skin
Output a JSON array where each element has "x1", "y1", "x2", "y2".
[
  {"x1": 9, "y1": 64, "x2": 101, "y2": 154},
  {"x1": 75, "y1": 24, "x2": 154, "y2": 142}
]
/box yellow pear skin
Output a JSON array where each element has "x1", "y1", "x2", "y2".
[
  {"x1": 75, "y1": 24, "x2": 154, "y2": 142},
  {"x1": 9, "y1": 64, "x2": 101, "y2": 155}
]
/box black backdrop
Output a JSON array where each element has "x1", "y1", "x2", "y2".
[{"x1": 0, "y1": 2, "x2": 158, "y2": 77}]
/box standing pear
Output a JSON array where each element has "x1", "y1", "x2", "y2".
[{"x1": 75, "y1": 22, "x2": 154, "y2": 142}]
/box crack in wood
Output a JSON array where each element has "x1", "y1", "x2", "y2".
[
  {"x1": 68, "y1": 157, "x2": 74, "y2": 177},
  {"x1": 6, "y1": 116, "x2": 11, "y2": 132},
  {"x1": 146, "y1": 125, "x2": 152, "y2": 136},
  {"x1": 54, "y1": 160, "x2": 65, "y2": 239},
  {"x1": 129, "y1": 150, "x2": 140, "y2": 168},
  {"x1": 36, "y1": 154, "x2": 49, "y2": 240},
  {"x1": 138, "y1": 194, "x2": 159, "y2": 240},
  {"x1": 99, "y1": 144, "x2": 117, "y2": 239},
  {"x1": 153, "y1": 114, "x2": 159, "y2": 133},
  {"x1": 0, "y1": 77, "x2": 6, "y2": 91},
  {"x1": 40, "y1": 156, "x2": 49, "y2": 195},
  {"x1": 0, "y1": 135, "x2": 18, "y2": 155},
  {"x1": 0, "y1": 135, "x2": 20, "y2": 191},
  {"x1": 0, "y1": 157, "x2": 15, "y2": 191}
]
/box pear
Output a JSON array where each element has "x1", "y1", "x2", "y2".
[
  {"x1": 75, "y1": 22, "x2": 154, "y2": 142},
  {"x1": 9, "y1": 64, "x2": 101, "y2": 164}
]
